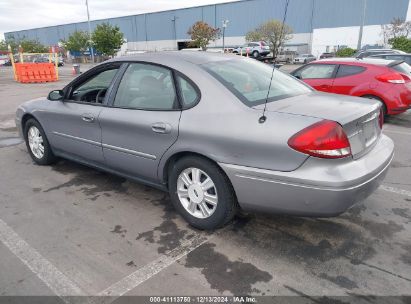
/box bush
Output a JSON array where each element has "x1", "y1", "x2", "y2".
[
  {"x1": 389, "y1": 36, "x2": 411, "y2": 53},
  {"x1": 336, "y1": 48, "x2": 357, "y2": 57}
]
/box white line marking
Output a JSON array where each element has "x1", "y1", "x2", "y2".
[
  {"x1": 0, "y1": 218, "x2": 86, "y2": 302},
  {"x1": 94, "y1": 234, "x2": 209, "y2": 304},
  {"x1": 380, "y1": 185, "x2": 411, "y2": 197}
]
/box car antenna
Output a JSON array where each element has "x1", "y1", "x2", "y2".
[{"x1": 259, "y1": 0, "x2": 290, "y2": 124}]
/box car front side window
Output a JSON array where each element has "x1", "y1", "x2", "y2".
[
  {"x1": 296, "y1": 64, "x2": 336, "y2": 79},
  {"x1": 113, "y1": 63, "x2": 177, "y2": 110},
  {"x1": 69, "y1": 68, "x2": 120, "y2": 103}
]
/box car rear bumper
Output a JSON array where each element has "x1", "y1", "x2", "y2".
[{"x1": 219, "y1": 134, "x2": 394, "y2": 217}]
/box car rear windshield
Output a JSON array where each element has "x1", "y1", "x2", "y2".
[
  {"x1": 391, "y1": 62, "x2": 411, "y2": 75},
  {"x1": 202, "y1": 59, "x2": 312, "y2": 106}
]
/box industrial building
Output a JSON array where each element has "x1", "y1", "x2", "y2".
[{"x1": 5, "y1": 0, "x2": 411, "y2": 57}]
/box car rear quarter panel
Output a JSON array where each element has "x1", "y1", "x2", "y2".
[{"x1": 157, "y1": 66, "x2": 323, "y2": 180}]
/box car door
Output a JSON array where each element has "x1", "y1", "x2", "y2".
[
  {"x1": 99, "y1": 62, "x2": 181, "y2": 183},
  {"x1": 45, "y1": 63, "x2": 121, "y2": 165},
  {"x1": 293, "y1": 64, "x2": 337, "y2": 92},
  {"x1": 330, "y1": 64, "x2": 367, "y2": 95}
]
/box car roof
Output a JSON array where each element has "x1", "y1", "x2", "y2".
[
  {"x1": 358, "y1": 49, "x2": 406, "y2": 54},
  {"x1": 370, "y1": 53, "x2": 411, "y2": 57},
  {"x1": 314, "y1": 57, "x2": 403, "y2": 66},
  {"x1": 109, "y1": 51, "x2": 239, "y2": 65}
]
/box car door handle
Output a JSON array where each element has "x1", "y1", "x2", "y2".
[
  {"x1": 81, "y1": 113, "x2": 95, "y2": 123},
  {"x1": 151, "y1": 122, "x2": 171, "y2": 134}
]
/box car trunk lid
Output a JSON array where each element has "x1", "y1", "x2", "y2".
[{"x1": 254, "y1": 92, "x2": 382, "y2": 159}]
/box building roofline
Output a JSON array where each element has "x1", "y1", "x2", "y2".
[{"x1": 5, "y1": 0, "x2": 249, "y2": 35}]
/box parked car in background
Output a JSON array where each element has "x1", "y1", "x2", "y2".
[
  {"x1": 320, "y1": 52, "x2": 335, "y2": 59},
  {"x1": 16, "y1": 52, "x2": 393, "y2": 230},
  {"x1": 293, "y1": 54, "x2": 316, "y2": 64},
  {"x1": 355, "y1": 49, "x2": 405, "y2": 59},
  {"x1": 276, "y1": 50, "x2": 297, "y2": 63},
  {"x1": 3, "y1": 55, "x2": 19, "y2": 66},
  {"x1": 233, "y1": 41, "x2": 270, "y2": 58},
  {"x1": 0, "y1": 55, "x2": 8, "y2": 65},
  {"x1": 291, "y1": 58, "x2": 411, "y2": 116},
  {"x1": 370, "y1": 53, "x2": 411, "y2": 66},
  {"x1": 33, "y1": 56, "x2": 64, "y2": 66}
]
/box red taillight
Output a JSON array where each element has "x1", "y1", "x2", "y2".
[
  {"x1": 376, "y1": 72, "x2": 405, "y2": 84},
  {"x1": 288, "y1": 120, "x2": 351, "y2": 159}
]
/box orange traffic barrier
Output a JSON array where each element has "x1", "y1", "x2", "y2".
[{"x1": 15, "y1": 63, "x2": 57, "y2": 83}]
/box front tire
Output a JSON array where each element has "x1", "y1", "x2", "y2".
[
  {"x1": 168, "y1": 156, "x2": 238, "y2": 230},
  {"x1": 252, "y1": 50, "x2": 260, "y2": 58},
  {"x1": 24, "y1": 118, "x2": 56, "y2": 165}
]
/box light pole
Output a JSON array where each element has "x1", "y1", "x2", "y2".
[
  {"x1": 86, "y1": 0, "x2": 95, "y2": 63},
  {"x1": 357, "y1": 0, "x2": 367, "y2": 51},
  {"x1": 172, "y1": 16, "x2": 179, "y2": 50},
  {"x1": 222, "y1": 19, "x2": 229, "y2": 53}
]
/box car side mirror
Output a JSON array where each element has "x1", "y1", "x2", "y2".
[{"x1": 48, "y1": 90, "x2": 64, "y2": 101}]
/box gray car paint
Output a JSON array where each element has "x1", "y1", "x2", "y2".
[{"x1": 15, "y1": 52, "x2": 394, "y2": 216}]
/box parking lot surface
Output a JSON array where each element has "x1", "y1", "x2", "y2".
[{"x1": 0, "y1": 63, "x2": 410, "y2": 301}]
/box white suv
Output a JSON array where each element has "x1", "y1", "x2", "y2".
[{"x1": 233, "y1": 41, "x2": 270, "y2": 58}]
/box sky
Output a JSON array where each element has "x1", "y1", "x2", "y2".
[{"x1": 0, "y1": 0, "x2": 238, "y2": 40}]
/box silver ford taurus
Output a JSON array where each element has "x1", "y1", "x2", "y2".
[{"x1": 15, "y1": 52, "x2": 394, "y2": 230}]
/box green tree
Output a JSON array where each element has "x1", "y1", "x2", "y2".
[
  {"x1": 336, "y1": 47, "x2": 357, "y2": 57},
  {"x1": 389, "y1": 36, "x2": 411, "y2": 53},
  {"x1": 62, "y1": 30, "x2": 90, "y2": 53},
  {"x1": 4, "y1": 35, "x2": 18, "y2": 52},
  {"x1": 245, "y1": 31, "x2": 263, "y2": 43},
  {"x1": 0, "y1": 40, "x2": 8, "y2": 51},
  {"x1": 187, "y1": 21, "x2": 220, "y2": 50},
  {"x1": 245, "y1": 20, "x2": 293, "y2": 58},
  {"x1": 2, "y1": 36, "x2": 47, "y2": 53},
  {"x1": 19, "y1": 39, "x2": 48, "y2": 53},
  {"x1": 92, "y1": 23, "x2": 124, "y2": 56}
]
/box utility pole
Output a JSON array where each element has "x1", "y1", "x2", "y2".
[
  {"x1": 357, "y1": 0, "x2": 367, "y2": 51},
  {"x1": 86, "y1": 0, "x2": 95, "y2": 63},
  {"x1": 222, "y1": 19, "x2": 229, "y2": 53}
]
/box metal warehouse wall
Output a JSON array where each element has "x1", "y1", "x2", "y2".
[{"x1": 5, "y1": 0, "x2": 410, "y2": 45}]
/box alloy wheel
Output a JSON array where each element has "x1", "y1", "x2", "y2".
[
  {"x1": 177, "y1": 167, "x2": 218, "y2": 219},
  {"x1": 27, "y1": 126, "x2": 44, "y2": 159}
]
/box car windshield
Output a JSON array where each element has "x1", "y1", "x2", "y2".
[{"x1": 202, "y1": 59, "x2": 311, "y2": 106}]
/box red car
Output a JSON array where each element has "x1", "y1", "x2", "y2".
[{"x1": 291, "y1": 58, "x2": 411, "y2": 116}]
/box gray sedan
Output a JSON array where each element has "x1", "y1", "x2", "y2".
[{"x1": 15, "y1": 52, "x2": 393, "y2": 230}]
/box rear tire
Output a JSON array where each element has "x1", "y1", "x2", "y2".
[
  {"x1": 24, "y1": 118, "x2": 56, "y2": 165},
  {"x1": 168, "y1": 156, "x2": 238, "y2": 230}
]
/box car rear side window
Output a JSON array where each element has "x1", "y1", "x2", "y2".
[
  {"x1": 176, "y1": 75, "x2": 199, "y2": 107},
  {"x1": 336, "y1": 65, "x2": 366, "y2": 78},
  {"x1": 294, "y1": 64, "x2": 336, "y2": 79},
  {"x1": 114, "y1": 63, "x2": 177, "y2": 110}
]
